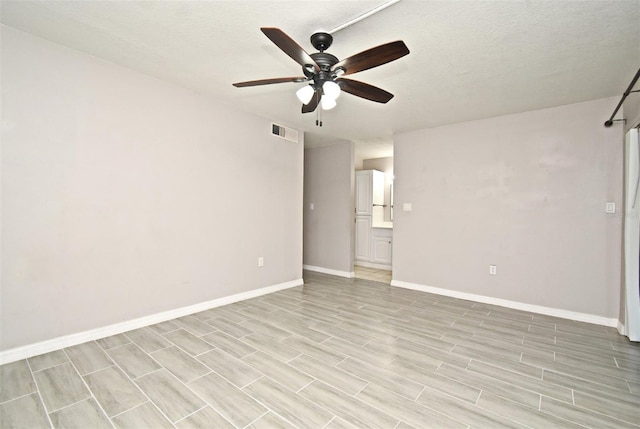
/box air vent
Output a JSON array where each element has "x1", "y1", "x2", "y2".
[{"x1": 271, "y1": 123, "x2": 299, "y2": 143}]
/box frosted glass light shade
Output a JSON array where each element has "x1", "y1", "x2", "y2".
[
  {"x1": 321, "y1": 96, "x2": 337, "y2": 110},
  {"x1": 322, "y1": 80, "x2": 341, "y2": 100},
  {"x1": 296, "y1": 85, "x2": 315, "y2": 104}
]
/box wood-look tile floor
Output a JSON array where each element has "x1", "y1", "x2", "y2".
[{"x1": 2, "y1": 271, "x2": 640, "y2": 428}]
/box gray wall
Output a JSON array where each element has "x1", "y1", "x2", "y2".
[
  {"x1": 303, "y1": 142, "x2": 354, "y2": 275},
  {"x1": 394, "y1": 98, "x2": 623, "y2": 318},
  {"x1": 1, "y1": 27, "x2": 303, "y2": 351}
]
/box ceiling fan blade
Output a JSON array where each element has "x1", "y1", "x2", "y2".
[
  {"x1": 261, "y1": 27, "x2": 319, "y2": 72},
  {"x1": 302, "y1": 90, "x2": 321, "y2": 113},
  {"x1": 332, "y1": 41, "x2": 409, "y2": 76},
  {"x1": 233, "y1": 77, "x2": 307, "y2": 87},
  {"x1": 338, "y1": 78, "x2": 394, "y2": 103}
]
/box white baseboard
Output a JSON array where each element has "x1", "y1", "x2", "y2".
[
  {"x1": 391, "y1": 280, "x2": 619, "y2": 328},
  {"x1": 303, "y1": 264, "x2": 354, "y2": 278},
  {"x1": 354, "y1": 261, "x2": 392, "y2": 270},
  {"x1": 617, "y1": 320, "x2": 626, "y2": 336},
  {"x1": 0, "y1": 278, "x2": 303, "y2": 365}
]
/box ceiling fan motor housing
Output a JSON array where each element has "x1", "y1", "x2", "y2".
[
  {"x1": 302, "y1": 54, "x2": 339, "y2": 91},
  {"x1": 304, "y1": 33, "x2": 340, "y2": 89},
  {"x1": 309, "y1": 52, "x2": 339, "y2": 70},
  {"x1": 305, "y1": 58, "x2": 338, "y2": 90}
]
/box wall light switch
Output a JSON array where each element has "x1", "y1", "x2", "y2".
[
  {"x1": 310, "y1": 203, "x2": 314, "y2": 210},
  {"x1": 403, "y1": 203, "x2": 412, "y2": 212},
  {"x1": 258, "y1": 257, "x2": 264, "y2": 267},
  {"x1": 605, "y1": 202, "x2": 615, "y2": 214}
]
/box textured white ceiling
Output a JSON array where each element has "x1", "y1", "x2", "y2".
[{"x1": 2, "y1": 0, "x2": 639, "y2": 157}]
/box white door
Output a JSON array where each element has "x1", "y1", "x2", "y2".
[
  {"x1": 355, "y1": 216, "x2": 372, "y2": 261},
  {"x1": 356, "y1": 171, "x2": 372, "y2": 215},
  {"x1": 624, "y1": 127, "x2": 640, "y2": 341},
  {"x1": 372, "y1": 170, "x2": 385, "y2": 206},
  {"x1": 372, "y1": 237, "x2": 392, "y2": 265}
]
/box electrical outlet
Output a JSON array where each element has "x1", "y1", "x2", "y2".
[
  {"x1": 489, "y1": 265, "x2": 497, "y2": 275},
  {"x1": 605, "y1": 202, "x2": 616, "y2": 214},
  {"x1": 258, "y1": 257, "x2": 264, "y2": 267},
  {"x1": 403, "y1": 203, "x2": 412, "y2": 212}
]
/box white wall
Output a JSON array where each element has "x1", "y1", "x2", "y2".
[
  {"x1": 1, "y1": 26, "x2": 303, "y2": 351},
  {"x1": 394, "y1": 98, "x2": 623, "y2": 320},
  {"x1": 303, "y1": 142, "x2": 354, "y2": 276}
]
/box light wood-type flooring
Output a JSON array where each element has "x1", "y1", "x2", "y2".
[{"x1": 1, "y1": 271, "x2": 639, "y2": 428}]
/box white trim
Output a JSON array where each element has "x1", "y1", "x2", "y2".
[
  {"x1": 303, "y1": 264, "x2": 354, "y2": 278},
  {"x1": 391, "y1": 280, "x2": 618, "y2": 328},
  {"x1": 617, "y1": 320, "x2": 626, "y2": 336},
  {"x1": 0, "y1": 279, "x2": 303, "y2": 365},
  {"x1": 623, "y1": 128, "x2": 640, "y2": 341},
  {"x1": 354, "y1": 261, "x2": 392, "y2": 270}
]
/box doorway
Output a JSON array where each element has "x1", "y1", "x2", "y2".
[{"x1": 353, "y1": 155, "x2": 394, "y2": 284}]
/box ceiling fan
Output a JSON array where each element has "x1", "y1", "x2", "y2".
[{"x1": 233, "y1": 28, "x2": 409, "y2": 123}]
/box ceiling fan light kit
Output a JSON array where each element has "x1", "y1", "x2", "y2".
[
  {"x1": 322, "y1": 81, "x2": 341, "y2": 100},
  {"x1": 321, "y1": 96, "x2": 337, "y2": 111},
  {"x1": 233, "y1": 27, "x2": 410, "y2": 126},
  {"x1": 296, "y1": 85, "x2": 315, "y2": 104}
]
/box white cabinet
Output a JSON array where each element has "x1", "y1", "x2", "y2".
[
  {"x1": 372, "y1": 228, "x2": 392, "y2": 265},
  {"x1": 356, "y1": 172, "x2": 372, "y2": 215},
  {"x1": 355, "y1": 169, "x2": 392, "y2": 267},
  {"x1": 356, "y1": 170, "x2": 384, "y2": 216},
  {"x1": 372, "y1": 236, "x2": 392, "y2": 265},
  {"x1": 372, "y1": 172, "x2": 384, "y2": 207},
  {"x1": 355, "y1": 216, "x2": 372, "y2": 261}
]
